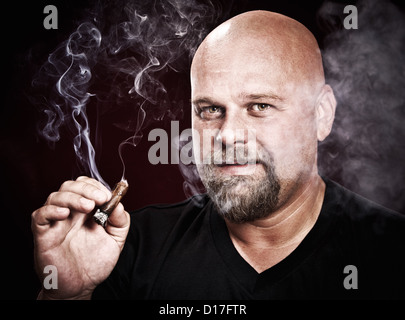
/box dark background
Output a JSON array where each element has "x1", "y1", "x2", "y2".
[{"x1": 1, "y1": 0, "x2": 404, "y2": 300}]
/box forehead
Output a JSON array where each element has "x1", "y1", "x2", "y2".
[
  {"x1": 191, "y1": 14, "x2": 324, "y2": 101},
  {"x1": 191, "y1": 42, "x2": 294, "y2": 100}
]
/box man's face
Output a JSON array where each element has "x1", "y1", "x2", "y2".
[{"x1": 191, "y1": 34, "x2": 320, "y2": 223}]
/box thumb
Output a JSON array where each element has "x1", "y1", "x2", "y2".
[{"x1": 104, "y1": 203, "x2": 130, "y2": 241}]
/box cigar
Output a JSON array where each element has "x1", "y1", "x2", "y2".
[{"x1": 93, "y1": 180, "x2": 129, "y2": 227}]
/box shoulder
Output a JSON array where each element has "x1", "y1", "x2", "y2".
[
  {"x1": 323, "y1": 177, "x2": 405, "y2": 241},
  {"x1": 323, "y1": 178, "x2": 405, "y2": 296}
]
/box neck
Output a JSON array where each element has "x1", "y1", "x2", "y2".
[{"x1": 225, "y1": 174, "x2": 325, "y2": 270}]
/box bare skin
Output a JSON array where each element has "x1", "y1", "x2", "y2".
[
  {"x1": 32, "y1": 176, "x2": 130, "y2": 299},
  {"x1": 227, "y1": 176, "x2": 326, "y2": 272},
  {"x1": 191, "y1": 11, "x2": 336, "y2": 272},
  {"x1": 32, "y1": 10, "x2": 336, "y2": 299}
]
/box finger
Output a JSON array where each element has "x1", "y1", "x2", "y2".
[
  {"x1": 46, "y1": 191, "x2": 96, "y2": 213},
  {"x1": 105, "y1": 203, "x2": 130, "y2": 230},
  {"x1": 61, "y1": 178, "x2": 111, "y2": 203},
  {"x1": 76, "y1": 176, "x2": 111, "y2": 196},
  {"x1": 32, "y1": 205, "x2": 70, "y2": 227},
  {"x1": 57, "y1": 179, "x2": 111, "y2": 206}
]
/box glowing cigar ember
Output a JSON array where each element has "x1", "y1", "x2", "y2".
[{"x1": 93, "y1": 180, "x2": 129, "y2": 227}]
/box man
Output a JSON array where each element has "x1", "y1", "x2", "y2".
[{"x1": 32, "y1": 10, "x2": 405, "y2": 299}]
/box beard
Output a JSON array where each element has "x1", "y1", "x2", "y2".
[{"x1": 197, "y1": 146, "x2": 281, "y2": 223}]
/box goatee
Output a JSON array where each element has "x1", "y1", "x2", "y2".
[{"x1": 197, "y1": 148, "x2": 281, "y2": 223}]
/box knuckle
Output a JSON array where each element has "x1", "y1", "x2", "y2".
[
  {"x1": 76, "y1": 175, "x2": 90, "y2": 182},
  {"x1": 45, "y1": 192, "x2": 57, "y2": 205},
  {"x1": 31, "y1": 207, "x2": 46, "y2": 229},
  {"x1": 80, "y1": 181, "x2": 94, "y2": 194},
  {"x1": 59, "y1": 180, "x2": 73, "y2": 191},
  {"x1": 31, "y1": 208, "x2": 39, "y2": 221}
]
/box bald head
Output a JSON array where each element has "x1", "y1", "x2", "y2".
[
  {"x1": 191, "y1": 11, "x2": 336, "y2": 222},
  {"x1": 191, "y1": 10, "x2": 325, "y2": 97}
]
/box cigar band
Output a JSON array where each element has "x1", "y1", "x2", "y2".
[{"x1": 93, "y1": 209, "x2": 109, "y2": 227}]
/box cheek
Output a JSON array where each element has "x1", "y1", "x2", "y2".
[{"x1": 259, "y1": 113, "x2": 318, "y2": 176}]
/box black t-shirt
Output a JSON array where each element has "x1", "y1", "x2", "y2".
[{"x1": 93, "y1": 178, "x2": 405, "y2": 299}]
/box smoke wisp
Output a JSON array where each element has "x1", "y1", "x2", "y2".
[
  {"x1": 318, "y1": 0, "x2": 405, "y2": 213},
  {"x1": 32, "y1": 0, "x2": 220, "y2": 188}
]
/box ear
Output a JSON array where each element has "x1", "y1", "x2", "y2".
[{"x1": 316, "y1": 84, "x2": 337, "y2": 142}]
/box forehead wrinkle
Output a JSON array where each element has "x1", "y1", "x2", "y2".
[
  {"x1": 239, "y1": 92, "x2": 285, "y2": 102},
  {"x1": 192, "y1": 91, "x2": 286, "y2": 109}
]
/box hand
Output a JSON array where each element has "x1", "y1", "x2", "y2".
[{"x1": 31, "y1": 176, "x2": 130, "y2": 299}]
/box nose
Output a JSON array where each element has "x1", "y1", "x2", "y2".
[{"x1": 217, "y1": 110, "x2": 248, "y2": 147}]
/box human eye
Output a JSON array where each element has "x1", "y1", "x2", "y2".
[
  {"x1": 206, "y1": 106, "x2": 221, "y2": 113},
  {"x1": 196, "y1": 105, "x2": 224, "y2": 119},
  {"x1": 251, "y1": 103, "x2": 273, "y2": 112}
]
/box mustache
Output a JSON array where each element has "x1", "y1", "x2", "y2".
[{"x1": 203, "y1": 145, "x2": 271, "y2": 167}]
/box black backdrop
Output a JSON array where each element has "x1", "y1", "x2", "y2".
[{"x1": 1, "y1": 0, "x2": 404, "y2": 300}]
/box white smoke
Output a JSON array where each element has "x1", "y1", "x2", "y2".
[
  {"x1": 32, "y1": 0, "x2": 220, "y2": 189},
  {"x1": 318, "y1": 0, "x2": 405, "y2": 213},
  {"x1": 32, "y1": 0, "x2": 405, "y2": 213}
]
